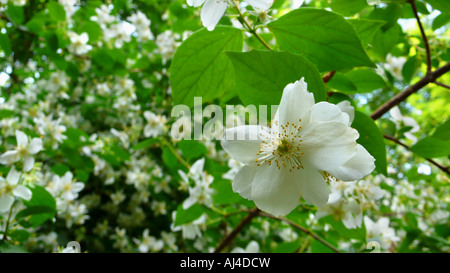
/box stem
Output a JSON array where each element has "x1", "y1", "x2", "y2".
[
  {"x1": 259, "y1": 212, "x2": 341, "y2": 253},
  {"x1": 383, "y1": 134, "x2": 450, "y2": 175},
  {"x1": 370, "y1": 62, "x2": 450, "y2": 120},
  {"x1": 409, "y1": 0, "x2": 432, "y2": 73},
  {"x1": 232, "y1": 1, "x2": 273, "y2": 51},
  {"x1": 2, "y1": 172, "x2": 22, "y2": 242},
  {"x1": 161, "y1": 139, "x2": 190, "y2": 169},
  {"x1": 214, "y1": 207, "x2": 260, "y2": 253}
]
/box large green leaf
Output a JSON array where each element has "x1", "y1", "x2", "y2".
[
  {"x1": 170, "y1": 27, "x2": 244, "y2": 107},
  {"x1": 268, "y1": 8, "x2": 374, "y2": 72},
  {"x1": 328, "y1": 0, "x2": 368, "y2": 16},
  {"x1": 410, "y1": 137, "x2": 450, "y2": 158},
  {"x1": 226, "y1": 50, "x2": 326, "y2": 106},
  {"x1": 352, "y1": 111, "x2": 387, "y2": 175},
  {"x1": 348, "y1": 19, "x2": 385, "y2": 48},
  {"x1": 344, "y1": 68, "x2": 387, "y2": 93}
]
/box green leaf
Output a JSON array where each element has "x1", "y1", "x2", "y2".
[
  {"x1": 427, "y1": 0, "x2": 450, "y2": 13},
  {"x1": 178, "y1": 140, "x2": 207, "y2": 160},
  {"x1": 273, "y1": 241, "x2": 300, "y2": 253},
  {"x1": 327, "y1": 73, "x2": 357, "y2": 92},
  {"x1": 174, "y1": 203, "x2": 205, "y2": 227},
  {"x1": 348, "y1": 19, "x2": 385, "y2": 48},
  {"x1": 23, "y1": 185, "x2": 56, "y2": 210},
  {"x1": 410, "y1": 137, "x2": 450, "y2": 158},
  {"x1": 344, "y1": 68, "x2": 386, "y2": 93},
  {"x1": 320, "y1": 215, "x2": 367, "y2": 242},
  {"x1": 371, "y1": 23, "x2": 402, "y2": 59},
  {"x1": 432, "y1": 13, "x2": 450, "y2": 30},
  {"x1": 432, "y1": 118, "x2": 450, "y2": 141},
  {"x1": 402, "y1": 56, "x2": 420, "y2": 83},
  {"x1": 211, "y1": 180, "x2": 243, "y2": 205},
  {"x1": 20, "y1": 185, "x2": 57, "y2": 227},
  {"x1": 268, "y1": 8, "x2": 374, "y2": 72},
  {"x1": 226, "y1": 50, "x2": 326, "y2": 106},
  {"x1": 132, "y1": 138, "x2": 159, "y2": 150},
  {"x1": 47, "y1": 2, "x2": 66, "y2": 21},
  {"x1": 328, "y1": 0, "x2": 368, "y2": 16},
  {"x1": 79, "y1": 21, "x2": 102, "y2": 42},
  {"x1": 352, "y1": 111, "x2": 387, "y2": 175},
  {"x1": 9, "y1": 230, "x2": 30, "y2": 243},
  {"x1": 6, "y1": 4, "x2": 25, "y2": 25},
  {"x1": 170, "y1": 27, "x2": 244, "y2": 107},
  {"x1": 0, "y1": 34, "x2": 12, "y2": 56}
]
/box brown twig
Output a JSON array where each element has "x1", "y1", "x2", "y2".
[
  {"x1": 322, "y1": 71, "x2": 336, "y2": 83},
  {"x1": 258, "y1": 212, "x2": 341, "y2": 253},
  {"x1": 214, "y1": 207, "x2": 260, "y2": 253},
  {"x1": 383, "y1": 134, "x2": 449, "y2": 175},
  {"x1": 433, "y1": 81, "x2": 450, "y2": 89},
  {"x1": 370, "y1": 62, "x2": 450, "y2": 120},
  {"x1": 409, "y1": 0, "x2": 432, "y2": 73}
]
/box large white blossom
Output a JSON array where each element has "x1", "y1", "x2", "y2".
[{"x1": 221, "y1": 78, "x2": 375, "y2": 216}]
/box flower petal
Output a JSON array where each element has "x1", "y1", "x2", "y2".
[
  {"x1": 28, "y1": 138, "x2": 43, "y2": 154},
  {"x1": 201, "y1": 0, "x2": 228, "y2": 31},
  {"x1": 232, "y1": 165, "x2": 256, "y2": 200},
  {"x1": 221, "y1": 125, "x2": 266, "y2": 165},
  {"x1": 298, "y1": 169, "x2": 329, "y2": 207},
  {"x1": 301, "y1": 121, "x2": 358, "y2": 171},
  {"x1": 327, "y1": 144, "x2": 375, "y2": 181},
  {"x1": 16, "y1": 130, "x2": 28, "y2": 147},
  {"x1": 187, "y1": 0, "x2": 206, "y2": 7},
  {"x1": 337, "y1": 100, "x2": 354, "y2": 125},
  {"x1": 0, "y1": 195, "x2": 14, "y2": 213},
  {"x1": 246, "y1": 0, "x2": 274, "y2": 10},
  {"x1": 0, "y1": 150, "x2": 20, "y2": 164},
  {"x1": 309, "y1": 101, "x2": 350, "y2": 125},
  {"x1": 6, "y1": 166, "x2": 21, "y2": 185},
  {"x1": 13, "y1": 185, "x2": 32, "y2": 201},
  {"x1": 251, "y1": 165, "x2": 302, "y2": 217},
  {"x1": 277, "y1": 78, "x2": 315, "y2": 126},
  {"x1": 23, "y1": 156, "x2": 35, "y2": 172}
]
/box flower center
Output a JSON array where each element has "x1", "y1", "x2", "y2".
[{"x1": 255, "y1": 120, "x2": 304, "y2": 172}]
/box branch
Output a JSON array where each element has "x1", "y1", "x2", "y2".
[
  {"x1": 214, "y1": 207, "x2": 260, "y2": 253},
  {"x1": 383, "y1": 134, "x2": 450, "y2": 175},
  {"x1": 258, "y1": 212, "x2": 341, "y2": 253},
  {"x1": 409, "y1": 0, "x2": 432, "y2": 73},
  {"x1": 370, "y1": 62, "x2": 450, "y2": 120},
  {"x1": 433, "y1": 81, "x2": 450, "y2": 89}
]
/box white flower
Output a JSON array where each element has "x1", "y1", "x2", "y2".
[
  {"x1": 68, "y1": 32, "x2": 92, "y2": 55},
  {"x1": 364, "y1": 216, "x2": 400, "y2": 250},
  {"x1": 385, "y1": 54, "x2": 406, "y2": 80},
  {"x1": 187, "y1": 0, "x2": 274, "y2": 31},
  {"x1": 231, "y1": 240, "x2": 260, "y2": 253},
  {"x1": 0, "y1": 167, "x2": 32, "y2": 213},
  {"x1": 221, "y1": 78, "x2": 375, "y2": 216},
  {"x1": 171, "y1": 213, "x2": 207, "y2": 240},
  {"x1": 133, "y1": 229, "x2": 164, "y2": 253},
  {"x1": 0, "y1": 130, "x2": 43, "y2": 172},
  {"x1": 389, "y1": 106, "x2": 420, "y2": 143},
  {"x1": 51, "y1": 172, "x2": 84, "y2": 201},
  {"x1": 143, "y1": 111, "x2": 167, "y2": 138},
  {"x1": 180, "y1": 158, "x2": 215, "y2": 209}
]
